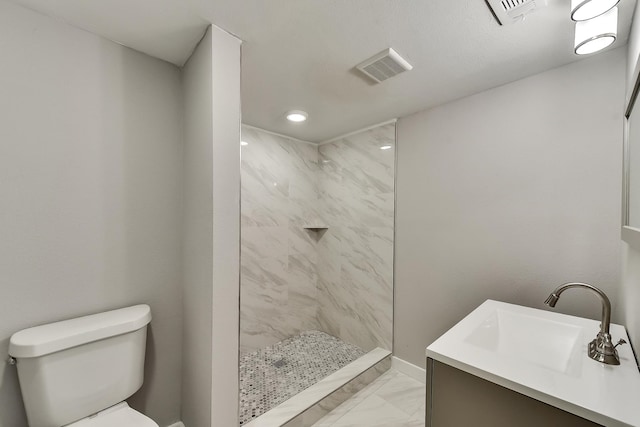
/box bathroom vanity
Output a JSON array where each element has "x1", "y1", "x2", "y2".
[{"x1": 426, "y1": 300, "x2": 640, "y2": 427}]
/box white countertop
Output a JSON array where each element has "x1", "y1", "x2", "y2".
[{"x1": 426, "y1": 300, "x2": 640, "y2": 427}]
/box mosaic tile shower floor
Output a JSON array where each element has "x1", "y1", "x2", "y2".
[{"x1": 239, "y1": 330, "x2": 367, "y2": 425}]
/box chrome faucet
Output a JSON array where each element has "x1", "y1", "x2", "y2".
[{"x1": 545, "y1": 282, "x2": 626, "y2": 365}]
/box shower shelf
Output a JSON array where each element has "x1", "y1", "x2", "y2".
[{"x1": 303, "y1": 226, "x2": 329, "y2": 232}]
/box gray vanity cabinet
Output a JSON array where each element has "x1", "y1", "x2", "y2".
[{"x1": 426, "y1": 358, "x2": 601, "y2": 427}]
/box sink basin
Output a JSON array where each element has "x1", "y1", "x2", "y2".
[
  {"x1": 426, "y1": 299, "x2": 640, "y2": 427},
  {"x1": 465, "y1": 308, "x2": 583, "y2": 374}
]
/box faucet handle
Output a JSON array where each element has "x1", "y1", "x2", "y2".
[{"x1": 614, "y1": 339, "x2": 627, "y2": 349}]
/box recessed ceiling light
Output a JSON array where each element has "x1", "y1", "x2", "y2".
[
  {"x1": 380, "y1": 145, "x2": 392, "y2": 150},
  {"x1": 574, "y1": 7, "x2": 617, "y2": 55},
  {"x1": 286, "y1": 110, "x2": 308, "y2": 122},
  {"x1": 241, "y1": 141, "x2": 248, "y2": 146},
  {"x1": 571, "y1": 0, "x2": 619, "y2": 21}
]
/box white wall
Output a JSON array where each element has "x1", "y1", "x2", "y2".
[
  {"x1": 628, "y1": 0, "x2": 640, "y2": 94},
  {"x1": 239, "y1": 126, "x2": 322, "y2": 353},
  {"x1": 239, "y1": 123, "x2": 395, "y2": 355},
  {"x1": 622, "y1": 242, "x2": 640, "y2": 364},
  {"x1": 181, "y1": 25, "x2": 241, "y2": 427},
  {"x1": 209, "y1": 24, "x2": 241, "y2": 427},
  {"x1": 317, "y1": 123, "x2": 396, "y2": 352},
  {"x1": 0, "y1": 2, "x2": 184, "y2": 426},
  {"x1": 181, "y1": 27, "x2": 214, "y2": 427},
  {"x1": 623, "y1": 0, "x2": 640, "y2": 365},
  {"x1": 395, "y1": 48, "x2": 625, "y2": 368}
]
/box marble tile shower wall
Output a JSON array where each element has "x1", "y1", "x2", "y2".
[
  {"x1": 240, "y1": 126, "x2": 322, "y2": 352},
  {"x1": 317, "y1": 123, "x2": 396, "y2": 352},
  {"x1": 240, "y1": 123, "x2": 395, "y2": 353}
]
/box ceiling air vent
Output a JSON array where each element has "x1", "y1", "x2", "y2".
[
  {"x1": 485, "y1": 0, "x2": 547, "y2": 25},
  {"x1": 356, "y1": 48, "x2": 413, "y2": 84}
]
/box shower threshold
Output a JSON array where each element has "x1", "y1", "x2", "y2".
[{"x1": 239, "y1": 331, "x2": 390, "y2": 426}]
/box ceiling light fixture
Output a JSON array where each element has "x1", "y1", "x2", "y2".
[
  {"x1": 570, "y1": 0, "x2": 619, "y2": 21},
  {"x1": 380, "y1": 145, "x2": 392, "y2": 150},
  {"x1": 286, "y1": 110, "x2": 308, "y2": 122},
  {"x1": 574, "y1": 6, "x2": 617, "y2": 55},
  {"x1": 241, "y1": 141, "x2": 248, "y2": 146}
]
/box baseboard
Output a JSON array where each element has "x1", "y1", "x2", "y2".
[
  {"x1": 166, "y1": 422, "x2": 185, "y2": 427},
  {"x1": 392, "y1": 356, "x2": 426, "y2": 383}
]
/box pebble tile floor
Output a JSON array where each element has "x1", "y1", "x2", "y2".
[
  {"x1": 312, "y1": 369, "x2": 426, "y2": 427},
  {"x1": 239, "y1": 330, "x2": 366, "y2": 425}
]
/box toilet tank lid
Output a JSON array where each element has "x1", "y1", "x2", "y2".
[{"x1": 9, "y1": 305, "x2": 152, "y2": 358}]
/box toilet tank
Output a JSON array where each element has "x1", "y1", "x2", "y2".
[{"x1": 9, "y1": 305, "x2": 152, "y2": 427}]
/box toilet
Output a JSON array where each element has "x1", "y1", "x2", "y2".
[{"x1": 9, "y1": 304, "x2": 158, "y2": 427}]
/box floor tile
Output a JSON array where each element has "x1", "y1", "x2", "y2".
[
  {"x1": 313, "y1": 369, "x2": 426, "y2": 427},
  {"x1": 329, "y1": 395, "x2": 413, "y2": 427},
  {"x1": 311, "y1": 369, "x2": 398, "y2": 426},
  {"x1": 409, "y1": 403, "x2": 426, "y2": 422},
  {"x1": 374, "y1": 373, "x2": 425, "y2": 416}
]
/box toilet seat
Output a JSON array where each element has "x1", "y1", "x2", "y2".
[{"x1": 66, "y1": 402, "x2": 158, "y2": 427}]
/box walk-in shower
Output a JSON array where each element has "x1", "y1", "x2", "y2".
[{"x1": 239, "y1": 122, "x2": 396, "y2": 426}]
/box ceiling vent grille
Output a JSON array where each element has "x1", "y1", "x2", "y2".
[
  {"x1": 356, "y1": 48, "x2": 413, "y2": 84},
  {"x1": 485, "y1": 0, "x2": 547, "y2": 25}
]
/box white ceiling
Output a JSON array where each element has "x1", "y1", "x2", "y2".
[{"x1": 8, "y1": 0, "x2": 637, "y2": 142}]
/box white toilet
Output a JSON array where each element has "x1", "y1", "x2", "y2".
[{"x1": 9, "y1": 304, "x2": 158, "y2": 427}]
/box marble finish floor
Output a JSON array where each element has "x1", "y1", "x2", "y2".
[
  {"x1": 312, "y1": 369, "x2": 426, "y2": 427},
  {"x1": 239, "y1": 331, "x2": 366, "y2": 425}
]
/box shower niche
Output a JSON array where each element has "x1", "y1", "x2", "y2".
[{"x1": 239, "y1": 122, "x2": 396, "y2": 426}]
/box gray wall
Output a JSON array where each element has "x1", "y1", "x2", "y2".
[
  {"x1": 622, "y1": 1, "x2": 640, "y2": 366},
  {"x1": 395, "y1": 48, "x2": 625, "y2": 368},
  {"x1": 0, "y1": 2, "x2": 183, "y2": 426},
  {"x1": 181, "y1": 25, "x2": 242, "y2": 427}
]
